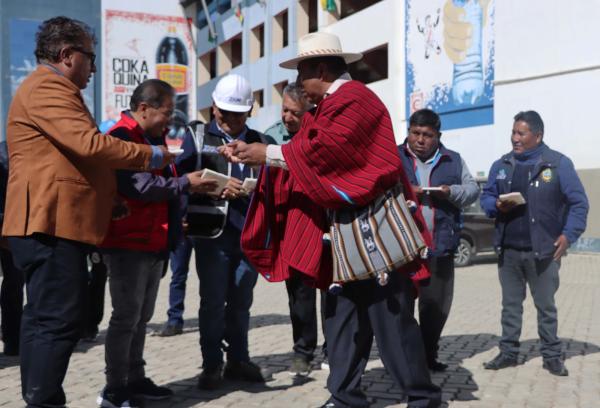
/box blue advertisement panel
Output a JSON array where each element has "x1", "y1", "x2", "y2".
[
  {"x1": 405, "y1": 0, "x2": 495, "y2": 130},
  {"x1": 9, "y1": 18, "x2": 95, "y2": 113}
]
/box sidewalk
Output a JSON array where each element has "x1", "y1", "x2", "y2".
[{"x1": 1, "y1": 254, "x2": 599, "y2": 407}]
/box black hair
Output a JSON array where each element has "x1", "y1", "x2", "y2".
[
  {"x1": 514, "y1": 110, "x2": 544, "y2": 136},
  {"x1": 303, "y1": 56, "x2": 348, "y2": 77},
  {"x1": 409, "y1": 108, "x2": 441, "y2": 133},
  {"x1": 35, "y1": 16, "x2": 96, "y2": 63},
  {"x1": 130, "y1": 79, "x2": 175, "y2": 111}
]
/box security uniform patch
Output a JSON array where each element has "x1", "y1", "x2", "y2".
[{"x1": 541, "y1": 168, "x2": 553, "y2": 183}]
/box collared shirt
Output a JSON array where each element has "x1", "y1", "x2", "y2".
[
  {"x1": 266, "y1": 73, "x2": 352, "y2": 169},
  {"x1": 216, "y1": 122, "x2": 248, "y2": 173},
  {"x1": 407, "y1": 146, "x2": 442, "y2": 231}
]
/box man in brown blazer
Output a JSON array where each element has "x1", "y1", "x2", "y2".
[{"x1": 2, "y1": 16, "x2": 173, "y2": 408}]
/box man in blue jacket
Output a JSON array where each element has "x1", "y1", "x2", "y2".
[
  {"x1": 480, "y1": 110, "x2": 588, "y2": 376},
  {"x1": 399, "y1": 109, "x2": 479, "y2": 371}
]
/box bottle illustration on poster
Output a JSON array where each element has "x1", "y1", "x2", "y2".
[{"x1": 156, "y1": 26, "x2": 189, "y2": 142}]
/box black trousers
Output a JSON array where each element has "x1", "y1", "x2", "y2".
[
  {"x1": 8, "y1": 234, "x2": 89, "y2": 408},
  {"x1": 0, "y1": 247, "x2": 24, "y2": 351},
  {"x1": 285, "y1": 271, "x2": 318, "y2": 361},
  {"x1": 418, "y1": 255, "x2": 455, "y2": 363},
  {"x1": 325, "y1": 272, "x2": 441, "y2": 408}
]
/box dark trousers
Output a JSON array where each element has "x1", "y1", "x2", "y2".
[
  {"x1": 104, "y1": 250, "x2": 164, "y2": 387},
  {"x1": 285, "y1": 271, "x2": 318, "y2": 361},
  {"x1": 193, "y1": 226, "x2": 258, "y2": 369},
  {"x1": 8, "y1": 234, "x2": 89, "y2": 408},
  {"x1": 498, "y1": 248, "x2": 562, "y2": 359},
  {"x1": 83, "y1": 253, "x2": 107, "y2": 336},
  {"x1": 325, "y1": 272, "x2": 441, "y2": 408},
  {"x1": 167, "y1": 236, "x2": 193, "y2": 326},
  {"x1": 418, "y1": 255, "x2": 454, "y2": 363},
  {"x1": 0, "y1": 247, "x2": 24, "y2": 351}
]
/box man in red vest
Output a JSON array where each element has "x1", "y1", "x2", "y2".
[
  {"x1": 221, "y1": 33, "x2": 441, "y2": 408},
  {"x1": 98, "y1": 79, "x2": 217, "y2": 408}
]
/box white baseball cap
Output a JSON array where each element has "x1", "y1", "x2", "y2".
[{"x1": 212, "y1": 74, "x2": 254, "y2": 112}]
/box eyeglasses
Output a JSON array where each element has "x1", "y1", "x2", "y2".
[{"x1": 71, "y1": 46, "x2": 96, "y2": 65}]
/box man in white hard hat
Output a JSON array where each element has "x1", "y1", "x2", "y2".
[
  {"x1": 175, "y1": 74, "x2": 275, "y2": 390},
  {"x1": 221, "y1": 32, "x2": 442, "y2": 408}
]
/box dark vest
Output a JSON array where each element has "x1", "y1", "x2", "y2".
[
  {"x1": 493, "y1": 145, "x2": 565, "y2": 258},
  {"x1": 399, "y1": 143, "x2": 463, "y2": 256},
  {"x1": 186, "y1": 122, "x2": 268, "y2": 238}
]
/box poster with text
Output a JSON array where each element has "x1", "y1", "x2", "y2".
[
  {"x1": 102, "y1": 7, "x2": 196, "y2": 146},
  {"x1": 406, "y1": 0, "x2": 494, "y2": 130}
]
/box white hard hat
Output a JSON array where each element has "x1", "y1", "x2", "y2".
[{"x1": 212, "y1": 74, "x2": 253, "y2": 112}]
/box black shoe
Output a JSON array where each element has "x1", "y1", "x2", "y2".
[
  {"x1": 289, "y1": 356, "x2": 311, "y2": 376},
  {"x1": 157, "y1": 323, "x2": 183, "y2": 337},
  {"x1": 543, "y1": 358, "x2": 569, "y2": 376},
  {"x1": 224, "y1": 360, "x2": 268, "y2": 382},
  {"x1": 197, "y1": 365, "x2": 224, "y2": 390},
  {"x1": 97, "y1": 386, "x2": 142, "y2": 408},
  {"x1": 427, "y1": 359, "x2": 448, "y2": 372},
  {"x1": 3, "y1": 342, "x2": 19, "y2": 356},
  {"x1": 128, "y1": 377, "x2": 173, "y2": 400},
  {"x1": 483, "y1": 352, "x2": 518, "y2": 370}
]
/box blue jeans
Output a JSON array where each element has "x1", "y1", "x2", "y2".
[
  {"x1": 167, "y1": 236, "x2": 193, "y2": 326},
  {"x1": 194, "y1": 226, "x2": 258, "y2": 370}
]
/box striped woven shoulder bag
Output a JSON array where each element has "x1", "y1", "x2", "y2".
[{"x1": 329, "y1": 183, "x2": 428, "y2": 286}]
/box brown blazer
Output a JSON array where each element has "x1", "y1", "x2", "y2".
[{"x1": 2, "y1": 65, "x2": 155, "y2": 245}]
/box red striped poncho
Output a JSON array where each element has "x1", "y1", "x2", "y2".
[{"x1": 241, "y1": 81, "x2": 431, "y2": 289}]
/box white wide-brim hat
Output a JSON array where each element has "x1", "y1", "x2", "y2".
[{"x1": 279, "y1": 32, "x2": 363, "y2": 69}]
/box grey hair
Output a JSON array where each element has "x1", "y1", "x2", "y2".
[{"x1": 283, "y1": 83, "x2": 311, "y2": 109}]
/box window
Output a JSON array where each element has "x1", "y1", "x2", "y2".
[
  {"x1": 250, "y1": 24, "x2": 265, "y2": 62},
  {"x1": 308, "y1": 0, "x2": 318, "y2": 33},
  {"x1": 197, "y1": 0, "x2": 216, "y2": 30},
  {"x1": 199, "y1": 50, "x2": 216, "y2": 84},
  {"x1": 217, "y1": 0, "x2": 231, "y2": 14},
  {"x1": 340, "y1": 0, "x2": 381, "y2": 19},
  {"x1": 272, "y1": 80, "x2": 289, "y2": 106},
  {"x1": 252, "y1": 89, "x2": 264, "y2": 113},
  {"x1": 218, "y1": 34, "x2": 242, "y2": 74},
  {"x1": 347, "y1": 44, "x2": 388, "y2": 84},
  {"x1": 272, "y1": 10, "x2": 289, "y2": 50}
]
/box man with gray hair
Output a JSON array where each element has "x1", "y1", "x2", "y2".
[
  {"x1": 265, "y1": 83, "x2": 321, "y2": 376},
  {"x1": 264, "y1": 83, "x2": 312, "y2": 144}
]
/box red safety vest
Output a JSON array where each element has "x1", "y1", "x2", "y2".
[{"x1": 101, "y1": 112, "x2": 169, "y2": 252}]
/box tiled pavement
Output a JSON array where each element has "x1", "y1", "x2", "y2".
[{"x1": 1, "y1": 254, "x2": 599, "y2": 407}]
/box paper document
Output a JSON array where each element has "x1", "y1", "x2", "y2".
[
  {"x1": 242, "y1": 178, "x2": 257, "y2": 193},
  {"x1": 200, "y1": 169, "x2": 230, "y2": 193},
  {"x1": 421, "y1": 187, "x2": 444, "y2": 192},
  {"x1": 499, "y1": 192, "x2": 526, "y2": 205}
]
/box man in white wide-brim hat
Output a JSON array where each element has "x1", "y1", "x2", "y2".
[{"x1": 221, "y1": 32, "x2": 442, "y2": 408}]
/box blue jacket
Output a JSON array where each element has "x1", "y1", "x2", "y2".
[
  {"x1": 480, "y1": 143, "x2": 589, "y2": 258},
  {"x1": 399, "y1": 142, "x2": 479, "y2": 256}
]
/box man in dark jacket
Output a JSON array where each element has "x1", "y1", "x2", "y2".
[
  {"x1": 399, "y1": 109, "x2": 479, "y2": 371},
  {"x1": 176, "y1": 74, "x2": 273, "y2": 391},
  {"x1": 0, "y1": 141, "x2": 24, "y2": 357},
  {"x1": 480, "y1": 110, "x2": 588, "y2": 376},
  {"x1": 98, "y1": 79, "x2": 217, "y2": 408}
]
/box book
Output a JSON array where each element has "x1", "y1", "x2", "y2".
[
  {"x1": 200, "y1": 168, "x2": 230, "y2": 193},
  {"x1": 499, "y1": 192, "x2": 526, "y2": 205},
  {"x1": 242, "y1": 178, "x2": 257, "y2": 193}
]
